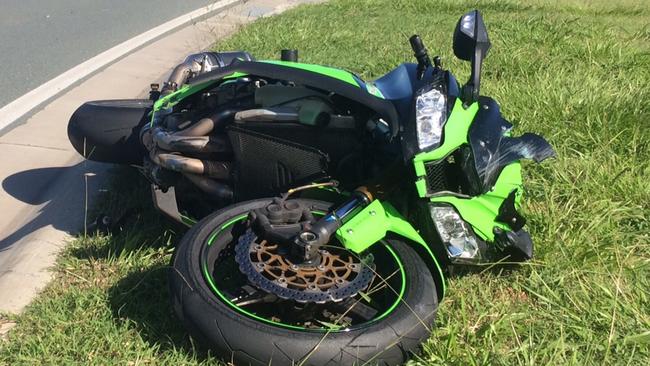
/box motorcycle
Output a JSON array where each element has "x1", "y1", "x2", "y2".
[{"x1": 68, "y1": 10, "x2": 554, "y2": 365}]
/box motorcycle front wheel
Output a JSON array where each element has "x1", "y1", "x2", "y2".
[{"x1": 170, "y1": 198, "x2": 438, "y2": 366}]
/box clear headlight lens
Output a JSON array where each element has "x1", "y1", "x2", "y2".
[
  {"x1": 430, "y1": 205, "x2": 481, "y2": 263},
  {"x1": 415, "y1": 87, "x2": 447, "y2": 151}
]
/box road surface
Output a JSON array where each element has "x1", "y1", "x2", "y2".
[
  {"x1": 0, "y1": 0, "x2": 317, "y2": 315},
  {"x1": 0, "y1": 0, "x2": 218, "y2": 108}
]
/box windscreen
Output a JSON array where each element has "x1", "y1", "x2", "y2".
[{"x1": 469, "y1": 97, "x2": 555, "y2": 191}]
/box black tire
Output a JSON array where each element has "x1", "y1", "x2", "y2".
[
  {"x1": 170, "y1": 198, "x2": 438, "y2": 366},
  {"x1": 67, "y1": 99, "x2": 152, "y2": 164}
]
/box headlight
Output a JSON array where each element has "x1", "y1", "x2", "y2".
[
  {"x1": 430, "y1": 205, "x2": 481, "y2": 263},
  {"x1": 415, "y1": 87, "x2": 447, "y2": 151}
]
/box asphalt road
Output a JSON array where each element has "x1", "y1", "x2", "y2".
[{"x1": 0, "y1": 0, "x2": 219, "y2": 108}]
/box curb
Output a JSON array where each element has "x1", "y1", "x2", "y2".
[{"x1": 0, "y1": 0, "x2": 318, "y2": 315}]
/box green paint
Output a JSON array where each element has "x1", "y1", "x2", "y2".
[
  {"x1": 415, "y1": 178, "x2": 428, "y2": 197},
  {"x1": 202, "y1": 213, "x2": 407, "y2": 331},
  {"x1": 412, "y1": 99, "x2": 480, "y2": 197},
  {"x1": 336, "y1": 201, "x2": 423, "y2": 253},
  {"x1": 150, "y1": 80, "x2": 214, "y2": 127},
  {"x1": 180, "y1": 214, "x2": 197, "y2": 226},
  {"x1": 336, "y1": 200, "x2": 446, "y2": 296},
  {"x1": 207, "y1": 214, "x2": 248, "y2": 246},
  {"x1": 408, "y1": 98, "x2": 524, "y2": 241},
  {"x1": 152, "y1": 80, "x2": 213, "y2": 112},
  {"x1": 260, "y1": 60, "x2": 359, "y2": 87},
  {"x1": 150, "y1": 72, "x2": 247, "y2": 126},
  {"x1": 430, "y1": 163, "x2": 523, "y2": 241}
]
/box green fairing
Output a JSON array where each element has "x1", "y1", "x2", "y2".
[
  {"x1": 430, "y1": 162, "x2": 523, "y2": 241},
  {"x1": 150, "y1": 73, "x2": 246, "y2": 126},
  {"x1": 151, "y1": 60, "x2": 361, "y2": 120},
  {"x1": 336, "y1": 200, "x2": 446, "y2": 296},
  {"x1": 411, "y1": 97, "x2": 525, "y2": 241},
  {"x1": 150, "y1": 81, "x2": 215, "y2": 127},
  {"x1": 259, "y1": 60, "x2": 360, "y2": 87},
  {"x1": 413, "y1": 99, "x2": 479, "y2": 197}
]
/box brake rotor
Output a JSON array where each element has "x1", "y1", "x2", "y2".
[{"x1": 235, "y1": 229, "x2": 375, "y2": 303}]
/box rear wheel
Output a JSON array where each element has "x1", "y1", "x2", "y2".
[
  {"x1": 67, "y1": 99, "x2": 151, "y2": 164},
  {"x1": 170, "y1": 198, "x2": 438, "y2": 366}
]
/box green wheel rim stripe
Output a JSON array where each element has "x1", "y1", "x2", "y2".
[
  {"x1": 201, "y1": 214, "x2": 406, "y2": 332},
  {"x1": 372, "y1": 244, "x2": 406, "y2": 322},
  {"x1": 207, "y1": 214, "x2": 248, "y2": 246}
]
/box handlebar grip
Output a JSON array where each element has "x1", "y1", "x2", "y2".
[
  {"x1": 409, "y1": 35, "x2": 427, "y2": 59},
  {"x1": 409, "y1": 35, "x2": 432, "y2": 80}
]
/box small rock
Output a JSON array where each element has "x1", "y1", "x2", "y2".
[{"x1": 0, "y1": 321, "x2": 17, "y2": 341}]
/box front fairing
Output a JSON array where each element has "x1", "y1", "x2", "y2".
[{"x1": 407, "y1": 88, "x2": 554, "y2": 263}]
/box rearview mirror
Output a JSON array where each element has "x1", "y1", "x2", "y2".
[{"x1": 453, "y1": 10, "x2": 491, "y2": 104}]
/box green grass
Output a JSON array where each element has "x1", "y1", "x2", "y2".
[{"x1": 2, "y1": 0, "x2": 649, "y2": 364}]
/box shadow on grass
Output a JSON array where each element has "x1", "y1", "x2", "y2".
[
  {"x1": 63, "y1": 167, "x2": 212, "y2": 358},
  {"x1": 105, "y1": 264, "x2": 212, "y2": 359},
  {"x1": 67, "y1": 166, "x2": 184, "y2": 260},
  {"x1": 445, "y1": 260, "x2": 533, "y2": 280}
]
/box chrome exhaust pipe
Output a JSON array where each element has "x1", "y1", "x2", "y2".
[
  {"x1": 174, "y1": 116, "x2": 216, "y2": 136},
  {"x1": 183, "y1": 173, "x2": 233, "y2": 200},
  {"x1": 151, "y1": 127, "x2": 231, "y2": 154},
  {"x1": 153, "y1": 152, "x2": 231, "y2": 179}
]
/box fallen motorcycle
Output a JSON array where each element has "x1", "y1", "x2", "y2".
[{"x1": 68, "y1": 9, "x2": 554, "y2": 365}]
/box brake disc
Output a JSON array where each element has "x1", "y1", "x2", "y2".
[{"x1": 234, "y1": 229, "x2": 375, "y2": 304}]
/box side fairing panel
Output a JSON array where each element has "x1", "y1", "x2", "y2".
[{"x1": 430, "y1": 162, "x2": 523, "y2": 241}]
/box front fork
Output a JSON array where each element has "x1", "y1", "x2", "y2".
[{"x1": 290, "y1": 188, "x2": 374, "y2": 263}]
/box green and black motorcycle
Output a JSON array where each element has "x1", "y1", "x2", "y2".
[{"x1": 68, "y1": 10, "x2": 553, "y2": 366}]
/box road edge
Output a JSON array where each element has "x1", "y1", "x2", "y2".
[{"x1": 0, "y1": 0, "x2": 242, "y2": 135}]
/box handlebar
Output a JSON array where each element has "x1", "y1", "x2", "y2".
[{"x1": 409, "y1": 35, "x2": 432, "y2": 80}]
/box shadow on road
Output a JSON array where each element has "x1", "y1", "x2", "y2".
[{"x1": 0, "y1": 162, "x2": 108, "y2": 252}]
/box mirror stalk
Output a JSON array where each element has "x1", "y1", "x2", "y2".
[{"x1": 463, "y1": 47, "x2": 485, "y2": 104}]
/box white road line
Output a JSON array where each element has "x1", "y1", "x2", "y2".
[{"x1": 0, "y1": 0, "x2": 240, "y2": 132}]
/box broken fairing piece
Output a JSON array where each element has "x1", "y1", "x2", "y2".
[{"x1": 469, "y1": 97, "x2": 555, "y2": 191}]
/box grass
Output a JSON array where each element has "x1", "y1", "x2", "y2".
[{"x1": 1, "y1": 0, "x2": 649, "y2": 364}]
